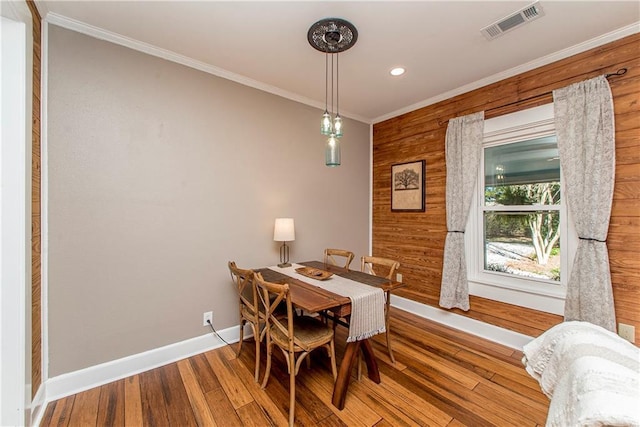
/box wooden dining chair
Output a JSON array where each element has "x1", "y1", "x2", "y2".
[
  {"x1": 254, "y1": 272, "x2": 337, "y2": 427},
  {"x1": 323, "y1": 248, "x2": 355, "y2": 269},
  {"x1": 228, "y1": 261, "x2": 263, "y2": 383},
  {"x1": 361, "y1": 255, "x2": 400, "y2": 364}
]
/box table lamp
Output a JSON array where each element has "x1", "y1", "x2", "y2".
[{"x1": 274, "y1": 218, "x2": 295, "y2": 267}]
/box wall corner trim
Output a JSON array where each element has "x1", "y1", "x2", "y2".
[
  {"x1": 29, "y1": 383, "x2": 47, "y2": 427},
  {"x1": 391, "y1": 295, "x2": 534, "y2": 350}
]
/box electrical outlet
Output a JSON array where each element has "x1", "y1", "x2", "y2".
[
  {"x1": 203, "y1": 311, "x2": 213, "y2": 327},
  {"x1": 396, "y1": 273, "x2": 403, "y2": 283},
  {"x1": 618, "y1": 323, "x2": 635, "y2": 343}
]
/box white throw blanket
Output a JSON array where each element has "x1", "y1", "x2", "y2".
[
  {"x1": 270, "y1": 264, "x2": 386, "y2": 342},
  {"x1": 522, "y1": 321, "x2": 640, "y2": 427}
]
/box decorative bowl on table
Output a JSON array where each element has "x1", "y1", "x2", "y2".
[{"x1": 295, "y1": 266, "x2": 334, "y2": 280}]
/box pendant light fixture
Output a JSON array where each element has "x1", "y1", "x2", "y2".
[{"x1": 307, "y1": 18, "x2": 358, "y2": 167}]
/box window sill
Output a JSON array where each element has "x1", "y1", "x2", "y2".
[{"x1": 468, "y1": 278, "x2": 565, "y2": 315}]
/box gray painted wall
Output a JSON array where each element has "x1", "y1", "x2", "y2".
[{"x1": 47, "y1": 25, "x2": 370, "y2": 376}]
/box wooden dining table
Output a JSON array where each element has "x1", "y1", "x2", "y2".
[{"x1": 255, "y1": 260, "x2": 403, "y2": 410}]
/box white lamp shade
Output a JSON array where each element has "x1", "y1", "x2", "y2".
[{"x1": 274, "y1": 218, "x2": 295, "y2": 242}]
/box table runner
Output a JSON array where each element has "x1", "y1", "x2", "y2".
[
  {"x1": 269, "y1": 264, "x2": 386, "y2": 342},
  {"x1": 300, "y1": 261, "x2": 392, "y2": 287}
]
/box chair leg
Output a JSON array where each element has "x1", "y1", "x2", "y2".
[
  {"x1": 288, "y1": 353, "x2": 296, "y2": 427},
  {"x1": 261, "y1": 340, "x2": 273, "y2": 389},
  {"x1": 385, "y1": 293, "x2": 396, "y2": 364},
  {"x1": 237, "y1": 319, "x2": 245, "y2": 356},
  {"x1": 329, "y1": 340, "x2": 337, "y2": 380},
  {"x1": 253, "y1": 323, "x2": 260, "y2": 383},
  {"x1": 385, "y1": 330, "x2": 395, "y2": 364}
]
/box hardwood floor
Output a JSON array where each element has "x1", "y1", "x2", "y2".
[{"x1": 40, "y1": 308, "x2": 549, "y2": 426}]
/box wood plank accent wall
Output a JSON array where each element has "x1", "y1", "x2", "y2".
[
  {"x1": 26, "y1": 0, "x2": 42, "y2": 398},
  {"x1": 373, "y1": 33, "x2": 640, "y2": 341}
]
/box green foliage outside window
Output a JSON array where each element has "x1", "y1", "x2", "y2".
[{"x1": 485, "y1": 182, "x2": 561, "y2": 266}]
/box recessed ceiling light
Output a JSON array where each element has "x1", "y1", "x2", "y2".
[{"x1": 390, "y1": 67, "x2": 405, "y2": 76}]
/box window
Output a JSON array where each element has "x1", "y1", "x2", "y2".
[
  {"x1": 484, "y1": 135, "x2": 561, "y2": 281},
  {"x1": 465, "y1": 104, "x2": 576, "y2": 314}
]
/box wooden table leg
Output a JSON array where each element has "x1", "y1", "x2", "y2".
[
  {"x1": 331, "y1": 339, "x2": 381, "y2": 409},
  {"x1": 360, "y1": 339, "x2": 381, "y2": 383},
  {"x1": 331, "y1": 341, "x2": 359, "y2": 409}
]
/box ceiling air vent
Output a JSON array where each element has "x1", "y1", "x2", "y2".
[{"x1": 481, "y1": 2, "x2": 545, "y2": 41}]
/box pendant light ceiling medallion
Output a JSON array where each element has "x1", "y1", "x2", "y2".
[
  {"x1": 307, "y1": 18, "x2": 358, "y2": 53},
  {"x1": 307, "y1": 18, "x2": 358, "y2": 167}
]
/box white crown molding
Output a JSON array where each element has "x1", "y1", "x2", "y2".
[
  {"x1": 42, "y1": 12, "x2": 638, "y2": 126},
  {"x1": 44, "y1": 12, "x2": 369, "y2": 125},
  {"x1": 373, "y1": 21, "x2": 640, "y2": 124}
]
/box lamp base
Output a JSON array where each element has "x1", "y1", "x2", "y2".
[{"x1": 278, "y1": 242, "x2": 291, "y2": 268}]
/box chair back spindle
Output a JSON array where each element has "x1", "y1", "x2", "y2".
[{"x1": 324, "y1": 248, "x2": 355, "y2": 269}]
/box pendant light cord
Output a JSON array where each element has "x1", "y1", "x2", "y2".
[
  {"x1": 336, "y1": 52, "x2": 339, "y2": 116},
  {"x1": 331, "y1": 54, "x2": 334, "y2": 120},
  {"x1": 324, "y1": 50, "x2": 329, "y2": 112}
]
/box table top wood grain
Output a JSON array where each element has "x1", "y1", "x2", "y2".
[{"x1": 255, "y1": 261, "x2": 404, "y2": 318}]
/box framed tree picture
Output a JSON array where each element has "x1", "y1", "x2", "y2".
[{"x1": 391, "y1": 160, "x2": 425, "y2": 212}]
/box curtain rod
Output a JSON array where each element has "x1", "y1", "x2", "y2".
[{"x1": 437, "y1": 68, "x2": 628, "y2": 127}]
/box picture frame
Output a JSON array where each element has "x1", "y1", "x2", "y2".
[{"x1": 391, "y1": 160, "x2": 425, "y2": 212}]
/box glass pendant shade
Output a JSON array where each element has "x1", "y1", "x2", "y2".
[
  {"x1": 333, "y1": 115, "x2": 343, "y2": 138},
  {"x1": 325, "y1": 134, "x2": 341, "y2": 167},
  {"x1": 321, "y1": 111, "x2": 332, "y2": 135}
]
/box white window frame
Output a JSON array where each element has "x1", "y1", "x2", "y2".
[{"x1": 465, "y1": 104, "x2": 577, "y2": 315}]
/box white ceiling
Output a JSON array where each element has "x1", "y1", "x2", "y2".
[{"x1": 38, "y1": 1, "x2": 639, "y2": 123}]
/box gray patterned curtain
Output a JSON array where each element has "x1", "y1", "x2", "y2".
[
  {"x1": 439, "y1": 112, "x2": 484, "y2": 311},
  {"x1": 553, "y1": 76, "x2": 616, "y2": 331}
]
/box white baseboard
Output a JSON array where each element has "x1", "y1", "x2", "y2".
[
  {"x1": 39, "y1": 300, "x2": 530, "y2": 419},
  {"x1": 45, "y1": 325, "x2": 242, "y2": 403},
  {"x1": 391, "y1": 295, "x2": 533, "y2": 350}
]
